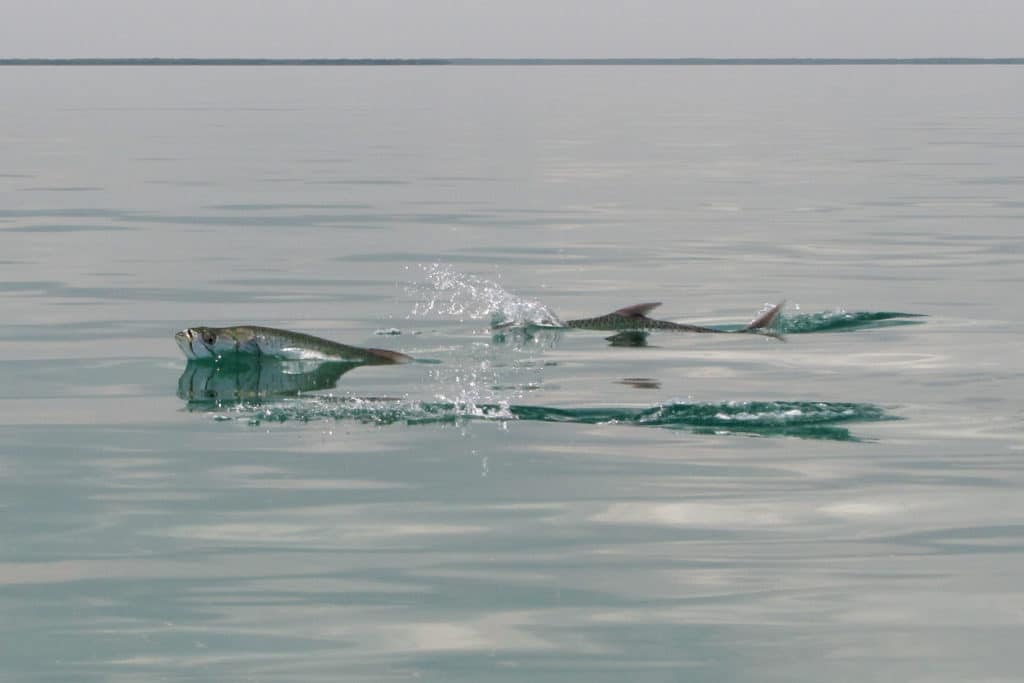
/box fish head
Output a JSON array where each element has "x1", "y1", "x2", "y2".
[{"x1": 176, "y1": 326, "x2": 226, "y2": 359}]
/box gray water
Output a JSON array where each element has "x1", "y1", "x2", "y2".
[{"x1": 2, "y1": 65, "x2": 1023, "y2": 682}]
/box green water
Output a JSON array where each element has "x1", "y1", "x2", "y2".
[{"x1": 2, "y1": 65, "x2": 1023, "y2": 682}]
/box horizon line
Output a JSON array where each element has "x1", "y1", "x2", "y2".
[{"x1": 2, "y1": 57, "x2": 1023, "y2": 66}]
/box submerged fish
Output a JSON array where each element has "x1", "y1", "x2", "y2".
[
  {"x1": 565, "y1": 302, "x2": 784, "y2": 336},
  {"x1": 175, "y1": 325, "x2": 413, "y2": 363}
]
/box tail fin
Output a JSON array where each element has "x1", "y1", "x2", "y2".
[{"x1": 743, "y1": 301, "x2": 785, "y2": 338}]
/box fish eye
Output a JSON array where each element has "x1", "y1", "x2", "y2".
[{"x1": 202, "y1": 332, "x2": 216, "y2": 345}]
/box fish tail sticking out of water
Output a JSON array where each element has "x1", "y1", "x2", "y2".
[
  {"x1": 175, "y1": 325, "x2": 413, "y2": 363},
  {"x1": 745, "y1": 301, "x2": 785, "y2": 336},
  {"x1": 565, "y1": 301, "x2": 785, "y2": 338}
]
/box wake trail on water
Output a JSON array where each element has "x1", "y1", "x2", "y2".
[
  {"x1": 187, "y1": 396, "x2": 895, "y2": 442},
  {"x1": 775, "y1": 310, "x2": 925, "y2": 334}
]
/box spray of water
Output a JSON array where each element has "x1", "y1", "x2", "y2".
[
  {"x1": 406, "y1": 264, "x2": 561, "y2": 412},
  {"x1": 409, "y1": 263, "x2": 564, "y2": 328}
]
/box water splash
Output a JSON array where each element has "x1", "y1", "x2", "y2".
[
  {"x1": 187, "y1": 397, "x2": 896, "y2": 442},
  {"x1": 426, "y1": 340, "x2": 524, "y2": 409},
  {"x1": 409, "y1": 263, "x2": 564, "y2": 328},
  {"x1": 406, "y1": 264, "x2": 562, "y2": 410}
]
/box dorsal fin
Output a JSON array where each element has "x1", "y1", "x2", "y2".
[{"x1": 612, "y1": 302, "x2": 662, "y2": 319}]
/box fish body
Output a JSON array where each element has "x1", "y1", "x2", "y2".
[
  {"x1": 175, "y1": 325, "x2": 412, "y2": 363},
  {"x1": 565, "y1": 302, "x2": 783, "y2": 336}
]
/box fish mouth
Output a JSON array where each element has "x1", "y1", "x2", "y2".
[
  {"x1": 175, "y1": 329, "x2": 196, "y2": 359},
  {"x1": 175, "y1": 328, "x2": 216, "y2": 359}
]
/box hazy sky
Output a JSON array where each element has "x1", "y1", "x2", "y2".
[{"x1": 3, "y1": 0, "x2": 1022, "y2": 58}]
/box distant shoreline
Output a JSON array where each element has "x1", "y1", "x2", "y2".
[{"x1": 2, "y1": 57, "x2": 1023, "y2": 66}]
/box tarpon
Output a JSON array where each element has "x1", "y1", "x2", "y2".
[
  {"x1": 175, "y1": 325, "x2": 413, "y2": 363},
  {"x1": 564, "y1": 302, "x2": 784, "y2": 336}
]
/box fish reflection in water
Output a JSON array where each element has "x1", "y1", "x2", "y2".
[
  {"x1": 605, "y1": 331, "x2": 650, "y2": 347},
  {"x1": 177, "y1": 357, "x2": 366, "y2": 406},
  {"x1": 616, "y1": 377, "x2": 661, "y2": 390}
]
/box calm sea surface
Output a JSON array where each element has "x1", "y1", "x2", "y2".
[{"x1": 2, "y1": 65, "x2": 1023, "y2": 682}]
